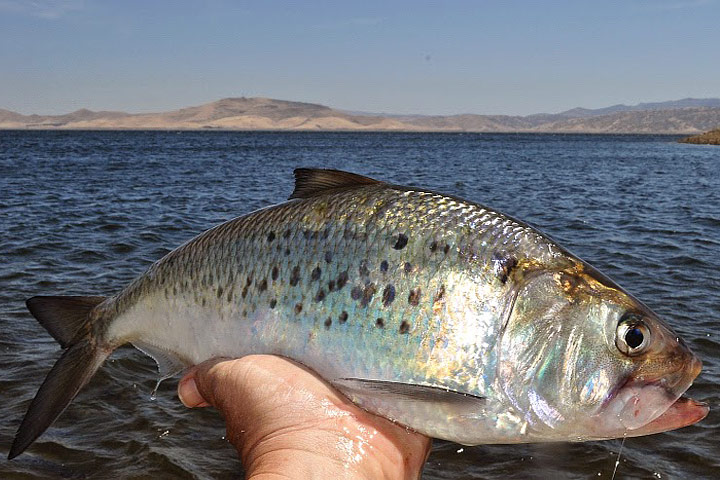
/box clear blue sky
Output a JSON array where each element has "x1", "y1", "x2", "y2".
[{"x1": 1, "y1": 0, "x2": 718, "y2": 115}]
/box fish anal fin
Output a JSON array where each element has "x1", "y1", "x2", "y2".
[
  {"x1": 289, "y1": 168, "x2": 383, "y2": 199},
  {"x1": 132, "y1": 340, "x2": 187, "y2": 381},
  {"x1": 332, "y1": 378, "x2": 485, "y2": 419}
]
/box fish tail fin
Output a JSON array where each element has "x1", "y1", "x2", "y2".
[{"x1": 9, "y1": 296, "x2": 109, "y2": 459}]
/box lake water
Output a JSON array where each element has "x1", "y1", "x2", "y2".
[{"x1": 1, "y1": 131, "x2": 718, "y2": 479}]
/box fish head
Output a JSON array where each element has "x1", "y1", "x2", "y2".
[{"x1": 497, "y1": 263, "x2": 707, "y2": 441}]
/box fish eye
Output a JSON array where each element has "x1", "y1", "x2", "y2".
[{"x1": 616, "y1": 313, "x2": 651, "y2": 356}]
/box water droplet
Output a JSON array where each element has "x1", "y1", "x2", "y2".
[{"x1": 150, "y1": 379, "x2": 161, "y2": 400}]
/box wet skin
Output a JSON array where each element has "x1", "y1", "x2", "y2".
[{"x1": 178, "y1": 355, "x2": 432, "y2": 479}]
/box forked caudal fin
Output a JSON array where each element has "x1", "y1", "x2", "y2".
[{"x1": 8, "y1": 296, "x2": 108, "y2": 459}]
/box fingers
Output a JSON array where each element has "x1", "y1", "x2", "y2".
[
  {"x1": 177, "y1": 376, "x2": 210, "y2": 408},
  {"x1": 176, "y1": 355, "x2": 434, "y2": 478},
  {"x1": 177, "y1": 357, "x2": 235, "y2": 409}
]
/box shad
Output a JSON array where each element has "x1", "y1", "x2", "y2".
[{"x1": 10, "y1": 169, "x2": 708, "y2": 458}]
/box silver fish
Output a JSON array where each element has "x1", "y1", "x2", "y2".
[{"x1": 9, "y1": 168, "x2": 708, "y2": 458}]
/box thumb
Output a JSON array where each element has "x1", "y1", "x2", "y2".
[{"x1": 178, "y1": 357, "x2": 241, "y2": 409}]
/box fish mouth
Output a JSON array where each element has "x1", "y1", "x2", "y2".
[
  {"x1": 592, "y1": 354, "x2": 707, "y2": 438},
  {"x1": 623, "y1": 395, "x2": 708, "y2": 437}
]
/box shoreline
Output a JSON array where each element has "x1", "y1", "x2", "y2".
[
  {"x1": 0, "y1": 128, "x2": 691, "y2": 135},
  {"x1": 679, "y1": 128, "x2": 720, "y2": 145}
]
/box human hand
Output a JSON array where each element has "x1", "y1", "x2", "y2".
[{"x1": 177, "y1": 355, "x2": 432, "y2": 479}]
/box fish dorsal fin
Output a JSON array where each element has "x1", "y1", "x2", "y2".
[{"x1": 289, "y1": 168, "x2": 383, "y2": 199}]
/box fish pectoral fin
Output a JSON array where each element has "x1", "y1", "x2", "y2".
[
  {"x1": 289, "y1": 168, "x2": 383, "y2": 199},
  {"x1": 132, "y1": 341, "x2": 187, "y2": 381},
  {"x1": 332, "y1": 378, "x2": 485, "y2": 417}
]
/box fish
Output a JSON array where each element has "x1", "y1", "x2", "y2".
[{"x1": 9, "y1": 168, "x2": 708, "y2": 459}]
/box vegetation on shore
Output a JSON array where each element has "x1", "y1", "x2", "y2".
[{"x1": 679, "y1": 128, "x2": 720, "y2": 145}]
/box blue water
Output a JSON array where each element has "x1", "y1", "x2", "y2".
[{"x1": 1, "y1": 131, "x2": 718, "y2": 479}]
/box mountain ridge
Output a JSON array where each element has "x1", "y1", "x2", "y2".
[{"x1": 2, "y1": 97, "x2": 720, "y2": 134}]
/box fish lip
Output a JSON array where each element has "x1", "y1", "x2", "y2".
[
  {"x1": 601, "y1": 353, "x2": 703, "y2": 410},
  {"x1": 624, "y1": 396, "x2": 709, "y2": 437},
  {"x1": 595, "y1": 353, "x2": 704, "y2": 436}
]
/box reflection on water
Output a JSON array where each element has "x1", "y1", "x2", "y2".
[{"x1": 1, "y1": 131, "x2": 718, "y2": 479}]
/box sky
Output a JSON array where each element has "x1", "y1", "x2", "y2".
[{"x1": 1, "y1": 0, "x2": 719, "y2": 116}]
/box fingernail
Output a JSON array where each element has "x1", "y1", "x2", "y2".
[{"x1": 178, "y1": 377, "x2": 207, "y2": 407}]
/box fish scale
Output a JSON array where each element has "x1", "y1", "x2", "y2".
[
  {"x1": 92, "y1": 179, "x2": 566, "y2": 445},
  {"x1": 9, "y1": 168, "x2": 707, "y2": 459}
]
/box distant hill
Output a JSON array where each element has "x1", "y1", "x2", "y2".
[
  {"x1": 679, "y1": 128, "x2": 720, "y2": 145},
  {"x1": 557, "y1": 98, "x2": 720, "y2": 118},
  {"x1": 2, "y1": 96, "x2": 720, "y2": 134}
]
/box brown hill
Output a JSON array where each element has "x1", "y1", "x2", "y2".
[
  {"x1": 3, "y1": 97, "x2": 720, "y2": 133},
  {"x1": 679, "y1": 128, "x2": 720, "y2": 145}
]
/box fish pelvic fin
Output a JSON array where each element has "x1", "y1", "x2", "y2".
[
  {"x1": 9, "y1": 296, "x2": 110, "y2": 459},
  {"x1": 289, "y1": 168, "x2": 383, "y2": 199}
]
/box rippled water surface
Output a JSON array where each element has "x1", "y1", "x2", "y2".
[{"x1": 1, "y1": 131, "x2": 718, "y2": 479}]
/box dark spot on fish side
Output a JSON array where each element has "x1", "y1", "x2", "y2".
[
  {"x1": 494, "y1": 252, "x2": 518, "y2": 284},
  {"x1": 267, "y1": 231, "x2": 276, "y2": 242},
  {"x1": 246, "y1": 275, "x2": 253, "y2": 287},
  {"x1": 202, "y1": 298, "x2": 207, "y2": 307},
  {"x1": 434, "y1": 284, "x2": 445, "y2": 303},
  {"x1": 408, "y1": 288, "x2": 421, "y2": 306},
  {"x1": 337, "y1": 271, "x2": 349, "y2": 290},
  {"x1": 285, "y1": 248, "x2": 291, "y2": 256},
  {"x1": 295, "y1": 303, "x2": 303, "y2": 314},
  {"x1": 339, "y1": 311, "x2": 348, "y2": 323},
  {"x1": 393, "y1": 233, "x2": 408, "y2": 250},
  {"x1": 269, "y1": 299, "x2": 277, "y2": 309},
  {"x1": 459, "y1": 243, "x2": 476, "y2": 260},
  {"x1": 404, "y1": 262, "x2": 412, "y2": 274},
  {"x1": 290, "y1": 266, "x2": 301, "y2": 286},
  {"x1": 376, "y1": 318, "x2": 385, "y2": 328},
  {"x1": 399, "y1": 321, "x2": 410, "y2": 334},
  {"x1": 382, "y1": 285, "x2": 396, "y2": 307},
  {"x1": 258, "y1": 279, "x2": 268, "y2": 292},
  {"x1": 359, "y1": 260, "x2": 370, "y2": 277},
  {"x1": 227, "y1": 290, "x2": 233, "y2": 302},
  {"x1": 430, "y1": 241, "x2": 438, "y2": 252},
  {"x1": 242, "y1": 285, "x2": 249, "y2": 298},
  {"x1": 312, "y1": 266, "x2": 322, "y2": 281},
  {"x1": 328, "y1": 280, "x2": 336, "y2": 292},
  {"x1": 271, "y1": 266, "x2": 279, "y2": 281},
  {"x1": 324, "y1": 317, "x2": 332, "y2": 329},
  {"x1": 217, "y1": 286, "x2": 224, "y2": 299},
  {"x1": 242, "y1": 309, "x2": 247, "y2": 317},
  {"x1": 444, "y1": 244, "x2": 450, "y2": 255},
  {"x1": 325, "y1": 251, "x2": 333, "y2": 263},
  {"x1": 361, "y1": 283, "x2": 376, "y2": 307},
  {"x1": 173, "y1": 286, "x2": 177, "y2": 296},
  {"x1": 303, "y1": 229, "x2": 311, "y2": 239},
  {"x1": 380, "y1": 260, "x2": 388, "y2": 272},
  {"x1": 351, "y1": 286, "x2": 362, "y2": 300},
  {"x1": 315, "y1": 289, "x2": 326, "y2": 302},
  {"x1": 283, "y1": 229, "x2": 291, "y2": 239}
]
